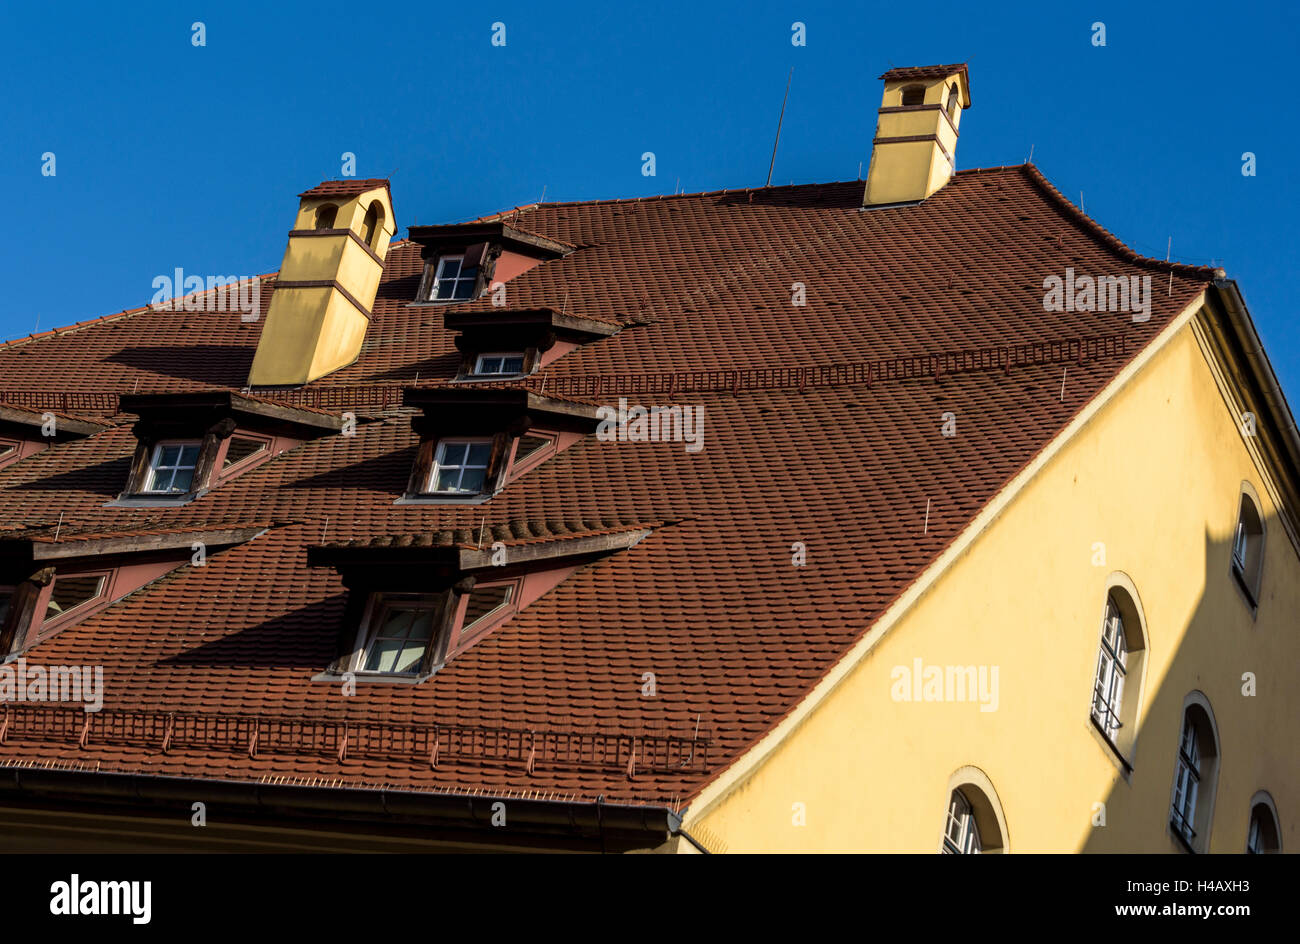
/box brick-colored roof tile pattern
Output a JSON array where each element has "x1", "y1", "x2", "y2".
[{"x1": 0, "y1": 165, "x2": 1212, "y2": 805}]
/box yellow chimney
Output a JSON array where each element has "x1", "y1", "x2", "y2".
[
  {"x1": 864, "y1": 64, "x2": 971, "y2": 207},
  {"x1": 248, "y1": 179, "x2": 396, "y2": 386}
]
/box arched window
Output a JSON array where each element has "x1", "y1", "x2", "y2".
[
  {"x1": 1089, "y1": 577, "x2": 1148, "y2": 765},
  {"x1": 945, "y1": 83, "x2": 959, "y2": 118},
  {"x1": 1246, "y1": 793, "x2": 1281, "y2": 853},
  {"x1": 900, "y1": 85, "x2": 925, "y2": 106},
  {"x1": 1231, "y1": 487, "x2": 1265, "y2": 605},
  {"x1": 939, "y1": 767, "x2": 1008, "y2": 853},
  {"x1": 314, "y1": 203, "x2": 338, "y2": 230},
  {"x1": 360, "y1": 200, "x2": 385, "y2": 249},
  {"x1": 1169, "y1": 693, "x2": 1221, "y2": 852}
]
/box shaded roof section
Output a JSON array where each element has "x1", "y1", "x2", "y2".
[{"x1": 0, "y1": 164, "x2": 1222, "y2": 806}]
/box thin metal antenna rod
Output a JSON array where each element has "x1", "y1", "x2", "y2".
[{"x1": 766, "y1": 68, "x2": 793, "y2": 188}]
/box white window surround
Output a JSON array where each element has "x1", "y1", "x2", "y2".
[
  {"x1": 937, "y1": 766, "x2": 1008, "y2": 854},
  {"x1": 1246, "y1": 791, "x2": 1282, "y2": 854},
  {"x1": 1086, "y1": 575, "x2": 1149, "y2": 773},
  {"x1": 1091, "y1": 596, "x2": 1128, "y2": 742},
  {"x1": 427, "y1": 438, "x2": 494, "y2": 495},
  {"x1": 473, "y1": 352, "x2": 527, "y2": 376},
  {"x1": 1168, "y1": 692, "x2": 1221, "y2": 853},
  {"x1": 1230, "y1": 482, "x2": 1266, "y2": 608},
  {"x1": 351, "y1": 593, "x2": 440, "y2": 677},
  {"x1": 428, "y1": 253, "x2": 479, "y2": 302},
  {"x1": 144, "y1": 441, "x2": 201, "y2": 494}
]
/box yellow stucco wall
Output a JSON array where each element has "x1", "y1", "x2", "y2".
[
  {"x1": 865, "y1": 72, "x2": 964, "y2": 205},
  {"x1": 686, "y1": 311, "x2": 1300, "y2": 853}
]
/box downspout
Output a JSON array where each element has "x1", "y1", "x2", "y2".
[{"x1": 666, "y1": 810, "x2": 712, "y2": 854}]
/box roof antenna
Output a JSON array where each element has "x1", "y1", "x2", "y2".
[
  {"x1": 54, "y1": 511, "x2": 64, "y2": 543},
  {"x1": 540, "y1": 184, "x2": 547, "y2": 203},
  {"x1": 1166, "y1": 237, "x2": 1172, "y2": 261},
  {"x1": 1028, "y1": 143, "x2": 1035, "y2": 164},
  {"x1": 857, "y1": 161, "x2": 862, "y2": 180},
  {"x1": 765, "y1": 67, "x2": 794, "y2": 188}
]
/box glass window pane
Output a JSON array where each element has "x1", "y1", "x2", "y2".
[
  {"x1": 44, "y1": 575, "x2": 104, "y2": 622},
  {"x1": 436, "y1": 467, "x2": 461, "y2": 491},
  {"x1": 364, "y1": 636, "x2": 402, "y2": 673},
  {"x1": 466, "y1": 442, "x2": 492, "y2": 466},
  {"x1": 502, "y1": 356, "x2": 525, "y2": 373},
  {"x1": 457, "y1": 469, "x2": 486, "y2": 493},
  {"x1": 378, "y1": 608, "x2": 415, "y2": 638},
  {"x1": 436, "y1": 280, "x2": 455, "y2": 300},
  {"x1": 392, "y1": 640, "x2": 426, "y2": 674},
  {"x1": 440, "y1": 258, "x2": 461, "y2": 278},
  {"x1": 169, "y1": 467, "x2": 195, "y2": 493},
  {"x1": 224, "y1": 436, "x2": 265, "y2": 468},
  {"x1": 179, "y1": 445, "x2": 200, "y2": 467},
  {"x1": 463, "y1": 585, "x2": 513, "y2": 629}
]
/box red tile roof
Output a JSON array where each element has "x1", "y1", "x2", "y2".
[
  {"x1": 879, "y1": 63, "x2": 969, "y2": 82},
  {"x1": 298, "y1": 178, "x2": 391, "y2": 198},
  {"x1": 0, "y1": 165, "x2": 1216, "y2": 806}
]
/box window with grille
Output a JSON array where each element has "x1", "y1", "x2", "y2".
[
  {"x1": 1091, "y1": 597, "x2": 1128, "y2": 741},
  {"x1": 942, "y1": 790, "x2": 981, "y2": 854},
  {"x1": 473, "y1": 353, "x2": 526, "y2": 376},
  {"x1": 145, "y1": 441, "x2": 201, "y2": 493},
  {"x1": 429, "y1": 439, "x2": 493, "y2": 494},
  {"x1": 359, "y1": 599, "x2": 437, "y2": 675},
  {"x1": 1171, "y1": 717, "x2": 1201, "y2": 844},
  {"x1": 428, "y1": 254, "x2": 479, "y2": 301}
]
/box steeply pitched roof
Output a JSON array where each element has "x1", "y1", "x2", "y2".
[{"x1": 0, "y1": 165, "x2": 1216, "y2": 806}]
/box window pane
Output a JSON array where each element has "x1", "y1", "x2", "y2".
[
  {"x1": 169, "y1": 467, "x2": 196, "y2": 493},
  {"x1": 364, "y1": 636, "x2": 403, "y2": 673},
  {"x1": 438, "y1": 442, "x2": 468, "y2": 466},
  {"x1": 457, "y1": 468, "x2": 486, "y2": 493},
  {"x1": 224, "y1": 436, "x2": 266, "y2": 468},
  {"x1": 435, "y1": 280, "x2": 456, "y2": 300},
  {"x1": 158, "y1": 445, "x2": 181, "y2": 467},
  {"x1": 502, "y1": 356, "x2": 525, "y2": 373},
  {"x1": 44, "y1": 575, "x2": 104, "y2": 622},
  {"x1": 436, "y1": 467, "x2": 461, "y2": 491},
  {"x1": 463, "y1": 585, "x2": 514, "y2": 629},
  {"x1": 148, "y1": 467, "x2": 173, "y2": 492},
  {"x1": 178, "y1": 445, "x2": 200, "y2": 466},
  {"x1": 440, "y1": 258, "x2": 461, "y2": 278},
  {"x1": 378, "y1": 608, "x2": 416, "y2": 638},
  {"x1": 453, "y1": 280, "x2": 474, "y2": 300},
  {"x1": 466, "y1": 442, "x2": 492, "y2": 466},
  {"x1": 515, "y1": 435, "x2": 551, "y2": 463}
]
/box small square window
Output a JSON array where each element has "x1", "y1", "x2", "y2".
[
  {"x1": 43, "y1": 574, "x2": 106, "y2": 623},
  {"x1": 429, "y1": 438, "x2": 493, "y2": 494},
  {"x1": 473, "y1": 353, "x2": 527, "y2": 376},
  {"x1": 429, "y1": 254, "x2": 479, "y2": 301},
  {"x1": 360, "y1": 599, "x2": 437, "y2": 675},
  {"x1": 145, "y1": 441, "x2": 201, "y2": 493}
]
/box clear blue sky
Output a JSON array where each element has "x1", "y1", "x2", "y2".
[{"x1": 3, "y1": 1, "x2": 1297, "y2": 397}]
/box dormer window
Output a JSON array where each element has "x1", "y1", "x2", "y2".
[
  {"x1": 144, "y1": 441, "x2": 201, "y2": 494},
  {"x1": 400, "y1": 388, "x2": 600, "y2": 504},
  {"x1": 113, "y1": 390, "x2": 343, "y2": 506},
  {"x1": 473, "y1": 352, "x2": 527, "y2": 377},
  {"x1": 0, "y1": 524, "x2": 267, "y2": 657},
  {"x1": 309, "y1": 522, "x2": 652, "y2": 681},
  {"x1": 430, "y1": 439, "x2": 493, "y2": 494},
  {"x1": 428, "y1": 254, "x2": 479, "y2": 301}
]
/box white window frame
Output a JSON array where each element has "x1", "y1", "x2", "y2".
[
  {"x1": 428, "y1": 253, "x2": 479, "y2": 302},
  {"x1": 1171, "y1": 716, "x2": 1201, "y2": 845},
  {"x1": 473, "y1": 352, "x2": 527, "y2": 377},
  {"x1": 352, "y1": 593, "x2": 441, "y2": 677},
  {"x1": 942, "y1": 790, "x2": 982, "y2": 854},
  {"x1": 427, "y1": 438, "x2": 494, "y2": 494},
  {"x1": 1090, "y1": 597, "x2": 1128, "y2": 742},
  {"x1": 143, "y1": 440, "x2": 202, "y2": 494}
]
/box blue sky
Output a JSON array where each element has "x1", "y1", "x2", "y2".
[{"x1": 3, "y1": 1, "x2": 1298, "y2": 397}]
